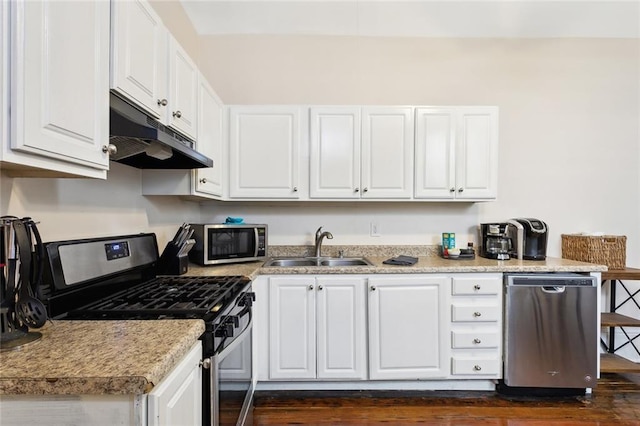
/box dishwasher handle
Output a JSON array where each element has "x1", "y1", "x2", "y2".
[{"x1": 541, "y1": 286, "x2": 565, "y2": 293}]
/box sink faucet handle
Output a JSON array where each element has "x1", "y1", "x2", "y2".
[{"x1": 338, "y1": 250, "x2": 344, "y2": 258}]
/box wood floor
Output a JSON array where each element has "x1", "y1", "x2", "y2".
[{"x1": 251, "y1": 373, "x2": 640, "y2": 425}]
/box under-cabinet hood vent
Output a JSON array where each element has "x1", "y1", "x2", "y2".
[{"x1": 109, "y1": 93, "x2": 213, "y2": 169}]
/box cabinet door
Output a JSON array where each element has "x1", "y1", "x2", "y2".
[
  {"x1": 368, "y1": 275, "x2": 450, "y2": 380},
  {"x1": 316, "y1": 277, "x2": 367, "y2": 380},
  {"x1": 361, "y1": 107, "x2": 413, "y2": 199},
  {"x1": 194, "y1": 76, "x2": 224, "y2": 197},
  {"x1": 414, "y1": 107, "x2": 456, "y2": 199},
  {"x1": 454, "y1": 107, "x2": 498, "y2": 199},
  {"x1": 1, "y1": 0, "x2": 7, "y2": 151},
  {"x1": 229, "y1": 106, "x2": 301, "y2": 198},
  {"x1": 147, "y1": 342, "x2": 202, "y2": 426},
  {"x1": 110, "y1": 0, "x2": 167, "y2": 119},
  {"x1": 10, "y1": 0, "x2": 109, "y2": 173},
  {"x1": 167, "y1": 36, "x2": 198, "y2": 139},
  {"x1": 309, "y1": 107, "x2": 361, "y2": 198},
  {"x1": 269, "y1": 277, "x2": 316, "y2": 379}
]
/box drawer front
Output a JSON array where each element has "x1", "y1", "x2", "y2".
[
  {"x1": 451, "y1": 357, "x2": 501, "y2": 376},
  {"x1": 451, "y1": 331, "x2": 500, "y2": 349},
  {"x1": 451, "y1": 304, "x2": 500, "y2": 322},
  {"x1": 452, "y1": 279, "x2": 501, "y2": 295}
]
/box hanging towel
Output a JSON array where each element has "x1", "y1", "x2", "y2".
[{"x1": 383, "y1": 255, "x2": 418, "y2": 266}]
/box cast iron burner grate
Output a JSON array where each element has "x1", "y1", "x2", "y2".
[{"x1": 64, "y1": 275, "x2": 250, "y2": 321}]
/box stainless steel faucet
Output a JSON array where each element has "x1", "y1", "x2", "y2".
[{"x1": 314, "y1": 226, "x2": 333, "y2": 258}]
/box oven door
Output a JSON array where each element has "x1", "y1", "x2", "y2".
[{"x1": 211, "y1": 302, "x2": 254, "y2": 426}]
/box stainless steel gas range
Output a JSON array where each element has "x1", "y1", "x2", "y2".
[{"x1": 41, "y1": 233, "x2": 255, "y2": 426}]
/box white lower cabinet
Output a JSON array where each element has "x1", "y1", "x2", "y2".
[
  {"x1": 268, "y1": 276, "x2": 367, "y2": 380},
  {"x1": 147, "y1": 341, "x2": 203, "y2": 426},
  {"x1": 368, "y1": 275, "x2": 451, "y2": 380},
  {"x1": 449, "y1": 274, "x2": 503, "y2": 379},
  {"x1": 258, "y1": 273, "x2": 504, "y2": 386}
]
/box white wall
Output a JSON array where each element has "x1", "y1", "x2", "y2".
[
  {"x1": 0, "y1": 163, "x2": 200, "y2": 250},
  {"x1": 196, "y1": 36, "x2": 639, "y2": 264}
]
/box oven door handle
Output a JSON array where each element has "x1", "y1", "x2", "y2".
[{"x1": 215, "y1": 309, "x2": 252, "y2": 360}]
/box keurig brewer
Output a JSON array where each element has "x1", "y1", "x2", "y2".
[{"x1": 505, "y1": 218, "x2": 548, "y2": 260}]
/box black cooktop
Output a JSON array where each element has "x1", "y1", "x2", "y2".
[{"x1": 62, "y1": 275, "x2": 250, "y2": 321}]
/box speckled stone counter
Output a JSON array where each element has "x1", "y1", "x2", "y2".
[
  {"x1": 0, "y1": 319, "x2": 205, "y2": 395},
  {"x1": 186, "y1": 244, "x2": 606, "y2": 278}
]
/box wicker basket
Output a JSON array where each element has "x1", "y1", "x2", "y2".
[{"x1": 561, "y1": 234, "x2": 626, "y2": 269}]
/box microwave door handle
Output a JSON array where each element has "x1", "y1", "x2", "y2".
[{"x1": 254, "y1": 228, "x2": 259, "y2": 257}]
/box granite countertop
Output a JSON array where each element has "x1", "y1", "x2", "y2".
[
  {"x1": 186, "y1": 245, "x2": 607, "y2": 278},
  {"x1": 0, "y1": 319, "x2": 205, "y2": 395}
]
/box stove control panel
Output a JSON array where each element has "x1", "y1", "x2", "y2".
[{"x1": 105, "y1": 241, "x2": 130, "y2": 261}]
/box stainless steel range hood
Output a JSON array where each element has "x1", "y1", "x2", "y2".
[{"x1": 109, "y1": 93, "x2": 213, "y2": 169}]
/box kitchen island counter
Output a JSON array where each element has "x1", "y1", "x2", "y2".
[{"x1": 0, "y1": 319, "x2": 205, "y2": 395}]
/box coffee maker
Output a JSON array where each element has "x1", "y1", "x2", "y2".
[
  {"x1": 505, "y1": 218, "x2": 548, "y2": 260},
  {"x1": 479, "y1": 223, "x2": 513, "y2": 260}
]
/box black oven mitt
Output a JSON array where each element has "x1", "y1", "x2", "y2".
[{"x1": 383, "y1": 255, "x2": 418, "y2": 266}]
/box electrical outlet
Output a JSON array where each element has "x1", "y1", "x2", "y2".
[{"x1": 370, "y1": 222, "x2": 381, "y2": 237}]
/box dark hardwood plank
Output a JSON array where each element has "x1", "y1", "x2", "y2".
[{"x1": 252, "y1": 374, "x2": 640, "y2": 425}]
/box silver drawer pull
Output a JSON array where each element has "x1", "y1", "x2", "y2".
[
  {"x1": 473, "y1": 365, "x2": 482, "y2": 371},
  {"x1": 473, "y1": 312, "x2": 482, "y2": 317},
  {"x1": 474, "y1": 284, "x2": 481, "y2": 291},
  {"x1": 473, "y1": 338, "x2": 482, "y2": 344}
]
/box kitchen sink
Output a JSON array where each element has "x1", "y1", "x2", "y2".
[{"x1": 263, "y1": 257, "x2": 374, "y2": 268}]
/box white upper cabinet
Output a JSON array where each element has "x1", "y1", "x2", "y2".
[
  {"x1": 2, "y1": 0, "x2": 110, "y2": 178},
  {"x1": 228, "y1": 106, "x2": 302, "y2": 199},
  {"x1": 310, "y1": 107, "x2": 413, "y2": 199},
  {"x1": 110, "y1": 0, "x2": 197, "y2": 140},
  {"x1": 309, "y1": 107, "x2": 361, "y2": 199},
  {"x1": 110, "y1": 0, "x2": 167, "y2": 119},
  {"x1": 166, "y1": 36, "x2": 198, "y2": 139},
  {"x1": 193, "y1": 76, "x2": 224, "y2": 197},
  {"x1": 362, "y1": 107, "x2": 414, "y2": 198},
  {"x1": 415, "y1": 107, "x2": 498, "y2": 200}
]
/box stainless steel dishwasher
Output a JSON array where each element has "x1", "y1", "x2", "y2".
[{"x1": 503, "y1": 273, "x2": 598, "y2": 390}]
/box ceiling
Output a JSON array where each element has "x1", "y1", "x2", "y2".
[{"x1": 179, "y1": 0, "x2": 639, "y2": 38}]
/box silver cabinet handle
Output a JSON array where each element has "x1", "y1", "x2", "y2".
[
  {"x1": 473, "y1": 365, "x2": 482, "y2": 371},
  {"x1": 354, "y1": 188, "x2": 360, "y2": 193},
  {"x1": 318, "y1": 285, "x2": 323, "y2": 291},
  {"x1": 473, "y1": 338, "x2": 482, "y2": 344},
  {"x1": 308, "y1": 285, "x2": 314, "y2": 290},
  {"x1": 293, "y1": 187, "x2": 298, "y2": 192},
  {"x1": 199, "y1": 178, "x2": 207, "y2": 184},
  {"x1": 370, "y1": 286, "x2": 376, "y2": 291},
  {"x1": 458, "y1": 188, "x2": 464, "y2": 193},
  {"x1": 102, "y1": 144, "x2": 117, "y2": 155},
  {"x1": 473, "y1": 312, "x2": 482, "y2": 317},
  {"x1": 449, "y1": 187, "x2": 455, "y2": 193},
  {"x1": 173, "y1": 110, "x2": 182, "y2": 118},
  {"x1": 363, "y1": 188, "x2": 368, "y2": 193},
  {"x1": 199, "y1": 358, "x2": 211, "y2": 369},
  {"x1": 157, "y1": 98, "x2": 168, "y2": 106},
  {"x1": 474, "y1": 284, "x2": 481, "y2": 291}
]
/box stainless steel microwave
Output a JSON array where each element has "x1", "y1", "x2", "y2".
[{"x1": 188, "y1": 224, "x2": 268, "y2": 266}]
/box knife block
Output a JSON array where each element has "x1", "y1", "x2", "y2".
[{"x1": 157, "y1": 242, "x2": 188, "y2": 275}]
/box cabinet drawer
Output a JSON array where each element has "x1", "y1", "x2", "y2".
[
  {"x1": 451, "y1": 331, "x2": 500, "y2": 348},
  {"x1": 451, "y1": 304, "x2": 499, "y2": 322},
  {"x1": 452, "y1": 279, "x2": 501, "y2": 295},
  {"x1": 451, "y1": 357, "x2": 501, "y2": 376}
]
